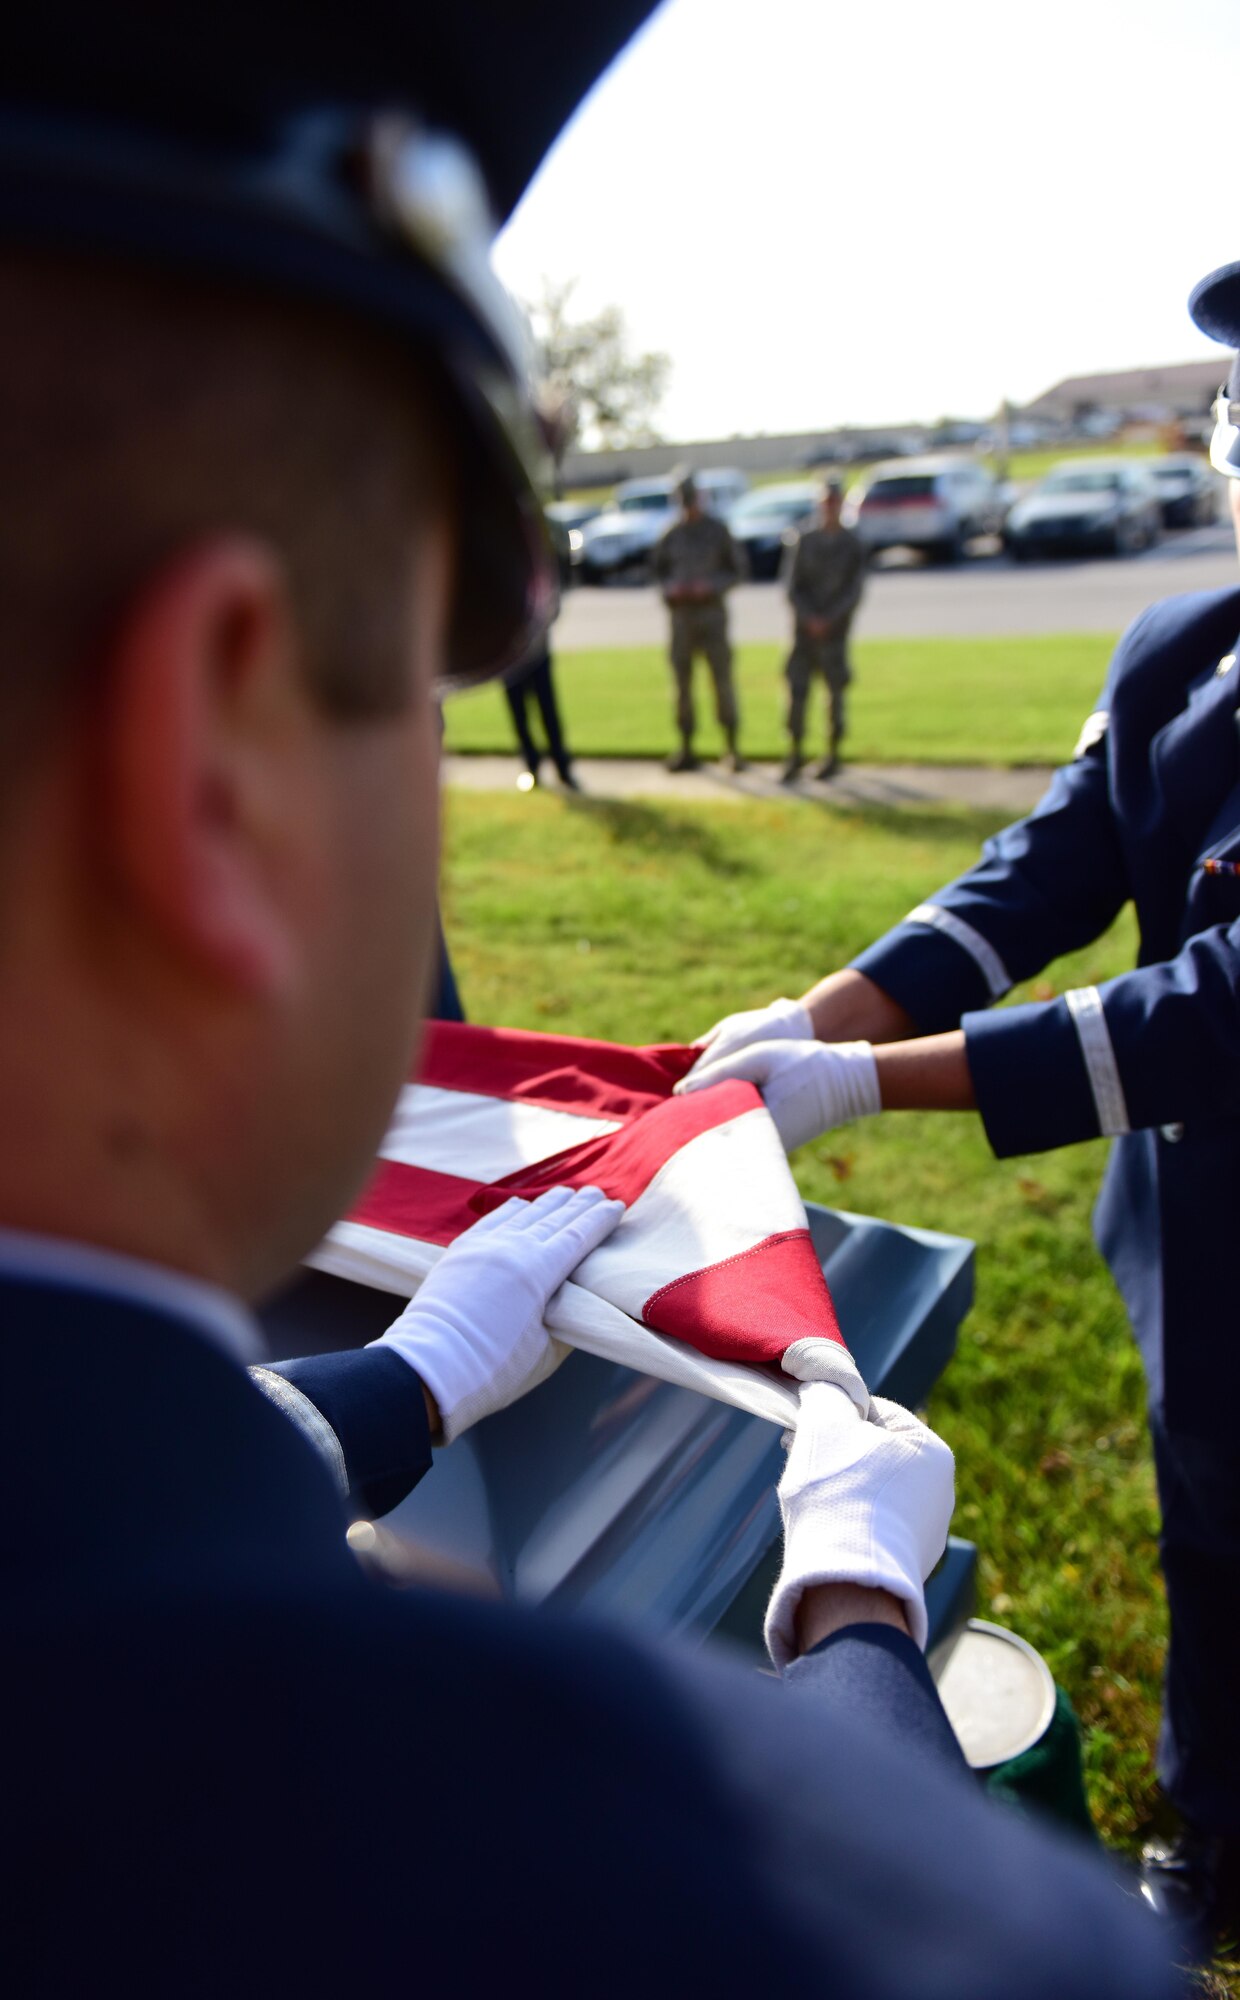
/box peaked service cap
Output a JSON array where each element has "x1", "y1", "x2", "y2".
[
  {"x1": 1189, "y1": 261, "x2": 1240, "y2": 352},
  {"x1": 1189, "y1": 261, "x2": 1240, "y2": 474},
  {"x1": 0, "y1": 3, "x2": 657, "y2": 687}
]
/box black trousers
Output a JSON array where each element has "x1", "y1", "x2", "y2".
[
  {"x1": 1150, "y1": 1409, "x2": 1240, "y2": 1833},
  {"x1": 430, "y1": 919, "x2": 464, "y2": 1022},
  {"x1": 504, "y1": 650, "x2": 572, "y2": 778}
]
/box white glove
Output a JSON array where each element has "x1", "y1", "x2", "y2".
[
  {"x1": 372, "y1": 1185, "x2": 624, "y2": 1442},
  {"x1": 689, "y1": 996, "x2": 813, "y2": 1066},
  {"x1": 765, "y1": 1382, "x2": 955, "y2": 1668},
  {"x1": 675, "y1": 1038, "x2": 880, "y2": 1152}
]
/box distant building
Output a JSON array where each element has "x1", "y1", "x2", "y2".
[
  {"x1": 1023, "y1": 359, "x2": 1221, "y2": 426},
  {"x1": 560, "y1": 424, "x2": 931, "y2": 489},
  {"x1": 558, "y1": 358, "x2": 1227, "y2": 490}
]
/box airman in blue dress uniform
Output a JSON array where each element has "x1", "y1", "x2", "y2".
[
  {"x1": 683, "y1": 259, "x2": 1240, "y2": 1948},
  {"x1": 0, "y1": 7, "x2": 1185, "y2": 1994}
]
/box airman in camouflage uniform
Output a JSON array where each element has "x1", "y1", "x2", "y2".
[
  {"x1": 653, "y1": 474, "x2": 745, "y2": 771},
  {"x1": 782, "y1": 480, "x2": 867, "y2": 781}
]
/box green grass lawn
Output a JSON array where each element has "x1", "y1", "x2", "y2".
[
  {"x1": 988, "y1": 439, "x2": 1164, "y2": 486},
  {"x1": 441, "y1": 785, "x2": 1167, "y2": 1854},
  {"x1": 443, "y1": 631, "x2": 1116, "y2": 766}
]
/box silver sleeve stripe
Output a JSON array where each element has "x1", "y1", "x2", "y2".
[
  {"x1": 905, "y1": 903, "x2": 1012, "y2": 1001},
  {"x1": 1065, "y1": 987, "x2": 1131, "y2": 1138},
  {"x1": 1073, "y1": 710, "x2": 1109, "y2": 759},
  {"x1": 249, "y1": 1366, "x2": 350, "y2": 1498}
]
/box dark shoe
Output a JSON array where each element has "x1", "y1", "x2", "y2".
[
  {"x1": 1140, "y1": 1826, "x2": 1240, "y2": 1956},
  {"x1": 812, "y1": 754, "x2": 840, "y2": 781},
  {"x1": 666, "y1": 748, "x2": 699, "y2": 773},
  {"x1": 781, "y1": 756, "x2": 803, "y2": 784},
  {"x1": 722, "y1": 750, "x2": 747, "y2": 774},
  {"x1": 556, "y1": 767, "x2": 582, "y2": 791}
]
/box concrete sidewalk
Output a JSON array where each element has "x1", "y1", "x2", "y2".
[{"x1": 443, "y1": 753, "x2": 1053, "y2": 815}]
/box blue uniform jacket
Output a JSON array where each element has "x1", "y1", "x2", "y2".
[
  {"x1": 853, "y1": 588, "x2": 1240, "y2": 1427},
  {"x1": 6, "y1": 1274, "x2": 1181, "y2": 1997}
]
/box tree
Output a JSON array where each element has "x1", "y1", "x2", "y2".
[{"x1": 525, "y1": 279, "x2": 671, "y2": 461}]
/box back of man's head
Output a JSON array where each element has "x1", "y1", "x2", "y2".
[
  {"x1": 0, "y1": 0, "x2": 650, "y2": 1303},
  {"x1": 674, "y1": 472, "x2": 699, "y2": 512},
  {"x1": 0, "y1": 256, "x2": 440, "y2": 748},
  {"x1": 819, "y1": 478, "x2": 844, "y2": 525},
  {"x1": 0, "y1": 254, "x2": 457, "y2": 1295}
]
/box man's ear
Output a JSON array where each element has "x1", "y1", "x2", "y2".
[{"x1": 100, "y1": 537, "x2": 310, "y2": 997}]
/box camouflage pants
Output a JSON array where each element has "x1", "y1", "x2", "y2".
[
  {"x1": 669, "y1": 603, "x2": 738, "y2": 738},
  {"x1": 785, "y1": 632, "x2": 851, "y2": 745}
]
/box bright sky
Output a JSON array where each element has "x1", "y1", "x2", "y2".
[{"x1": 495, "y1": 0, "x2": 1238, "y2": 441}]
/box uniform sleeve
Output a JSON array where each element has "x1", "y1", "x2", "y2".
[
  {"x1": 851, "y1": 613, "x2": 1177, "y2": 1035},
  {"x1": 663, "y1": 1638, "x2": 1186, "y2": 2000},
  {"x1": 652, "y1": 525, "x2": 673, "y2": 588},
  {"x1": 784, "y1": 1623, "x2": 965, "y2": 1770},
  {"x1": 250, "y1": 1347, "x2": 434, "y2": 1518},
  {"x1": 822, "y1": 537, "x2": 866, "y2": 625},
  {"x1": 850, "y1": 737, "x2": 1128, "y2": 1034},
  {"x1": 710, "y1": 523, "x2": 743, "y2": 595},
  {"x1": 965, "y1": 915, "x2": 1240, "y2": 1157},
  {"x1": 786, "y1": 533, "x2": 814, "y2": 620}
]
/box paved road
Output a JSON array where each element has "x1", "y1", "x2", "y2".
[
  {"x1": 444, "y1": 753, "x2": 1053, "y2": 816},
  {"x1": 556, "y1": 522, "x2": 1237, "y2": 648}
]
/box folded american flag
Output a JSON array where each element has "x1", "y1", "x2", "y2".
[{"x1": 309, "y1": 1022, "x2": 868, "y2": 1428}]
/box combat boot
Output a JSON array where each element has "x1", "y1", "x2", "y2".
[
  {"x1": 813, "y1": 734, "x2": 841, "y2": 781},
  {"x1": 1140, "y1": 1824, "x2": 1240, "y2": 1959}
]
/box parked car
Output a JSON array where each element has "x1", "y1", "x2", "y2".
[
  {"x1": 546, "y1": 499, "x2": 602, "y2": 587},
  {"x1": 843, "y1": 456, "x2": 1003, "y2": 563},
  {"x1": 573, "y1": 478, "x2": 675, "y2": 582},
  {"x1": 1004, "y1": 460, "x2": 1163, "y2": 560},
  {"x1": 1148, "y1": 454, "x2": 1220, "y2": 528},
  {"x1": 574, "y1": 468, "x2": 748, "y2": 583},
  {"x1": 547, "y1": 499, "x2": 602, "y2": 537},
  {"x1": 727, "y1": 481, "x2": 820, "y2": 579}
]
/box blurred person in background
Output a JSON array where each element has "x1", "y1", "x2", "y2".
[
  {"x1": 503, "y1": 640, "x2": 580, "y2": 792},
  {"x1": 653, "y1": 470, "x2": 745, "y2": 772},
  {"x1": 782, "y1": 476, "x2": 867, "y2": 782}
]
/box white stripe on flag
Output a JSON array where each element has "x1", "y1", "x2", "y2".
[
  {"x1": 573, "y1": 1106, "x2": 806, "y2": 1317},
  {"x1": 307, "y1": 1219, "x2": 442, "y2": 1296},
  {"x1": 379, "y1": 1082, "x2": 622, "y2": 1182},
  {"x1": 306, "y1": 1220, "x2": 803, "y2": 1429}
]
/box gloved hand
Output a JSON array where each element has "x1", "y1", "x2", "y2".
[
  {"x1": 765, "y1": 1382, "x2": 955, "y2": 1668},
  {"x1": 689, "y1": 995, "x2": 814, "y2": 1066},
  {"x1": 372, "y1": 1185, "x2": 624, "y2": 1442},
  {"x1": 675, "y1": 1038, "x2": 880, "y2": 1152}
]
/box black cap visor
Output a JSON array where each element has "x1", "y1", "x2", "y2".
[{"x1": 1190, "y1": 260, "x2": 1240, "y2": 349}]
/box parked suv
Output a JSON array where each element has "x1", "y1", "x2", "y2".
[
  {"x1": 845, "y1": 456, "x2": 1003, "y2": 563},
  {"x1": 574, "y1": 468, "x2": 748, "y2": 583}
]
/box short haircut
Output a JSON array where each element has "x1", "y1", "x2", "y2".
[{"x1": 0, "y1": 254, "x2": 450, "y2": 780}]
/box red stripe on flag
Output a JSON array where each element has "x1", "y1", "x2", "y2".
[
  {"x1": 481, "y1": 1080, "x2": 761, "y2": 1209},
  {"x1": 348, "y1": 1080, "x2": 763, "y2": 1243},
  {"x1": 643, "y1": 1228, "x2": 848, "y2": 1365},
  {"x1": 417, "y1": 1021, "x2": 696, "y2": 1122},
  {"x1": 351, "y1": 1160, "x2": 487, "y2": 1248}
]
